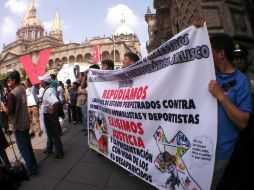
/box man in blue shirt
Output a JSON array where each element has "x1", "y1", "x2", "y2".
[{"x1": 208, "y1": 34, "x2": 252, "y2": 190}]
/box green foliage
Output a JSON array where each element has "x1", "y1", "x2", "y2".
[
  {"x1": 0, "y1": 73, "x2": 9, "y2": 80},
  {"x1": 19, "y1": 68, "x2": 27, "y2": 80}
]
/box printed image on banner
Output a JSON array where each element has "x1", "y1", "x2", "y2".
[{"x1": 87, "y1": 23, "x2": 217, "y2": 190}]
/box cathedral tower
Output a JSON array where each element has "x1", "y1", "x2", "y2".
[
  {"x1": 16, "y1": 0, "x2": 44, "y2": 40},
  {"x1": 50, "y1": 9, "x2": 63, "y2": 41}
]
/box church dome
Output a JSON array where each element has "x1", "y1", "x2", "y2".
[
  {"x1": 114, "y1": 25, "x2": 133, "y2": 36},
  {"x1": 114, "y1": 19, "x2": 134, "y2": 36},
  {"x1": 19, "y1": 0, "x2": 43, "y2": 29},
  {"x1": 20, "y1": 17, "x2": 43, "y2": 28},
  {"x1": 17, "y1": 0, "x2": 44, "y2": 40}
]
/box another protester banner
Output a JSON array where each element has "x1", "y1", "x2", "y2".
[
  {"x1": 19, "y1": 48, "x2": 52, "y2": 84},
  {"x1": 92, "y1": 45, "x2": 100, "y2": 64},
  {"x1": 88, "y1": 24, "x2": 217, "y2": 190}
]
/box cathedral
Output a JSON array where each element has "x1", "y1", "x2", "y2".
[
  {"x1": 145, "y1": 0, "x2": 254, "y2": 65},
  {"x1": 0, "y1": 0, "x2": 141, "y2": 75}
]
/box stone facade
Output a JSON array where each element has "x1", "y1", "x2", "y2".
[
  {"x1": 146, "y1": 0, "x2": 254, "y2": 65},
  {"x1": 0, "y1": 0, "x2": 141, "y2": 75}
]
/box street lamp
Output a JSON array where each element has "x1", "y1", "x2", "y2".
[{"x1": 113, "y1": 35, "x2": 116, "y2": 63}]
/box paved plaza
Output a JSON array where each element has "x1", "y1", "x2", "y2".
[{"x1": 6, "y1": 117, "x2": 156, "y2": 190}]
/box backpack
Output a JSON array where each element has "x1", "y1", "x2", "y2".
[{"x1": 42, "y1": 86, "x2": 65, "y2": 118}]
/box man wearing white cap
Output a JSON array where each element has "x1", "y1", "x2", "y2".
[{"x1": 39, "y1": 75, "x2": 64, "y2": 160}]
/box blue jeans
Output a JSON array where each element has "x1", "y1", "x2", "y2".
[
  {"x1": 14, "y1": 128, "x2": 37, "y2": 174},
  {"x1": 80, "y1": 106, "x2": 88, "y2": 131}
]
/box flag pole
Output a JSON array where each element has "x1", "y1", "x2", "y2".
[{"x1": 113, "y1": 35, "x2": 115, "y2": 63}]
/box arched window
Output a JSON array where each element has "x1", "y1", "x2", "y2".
[
  {"x1": 62, "y1": 57, "x2": 68, "y2": 64},
  {"x1": 115, "y1": 50, "x2": 120, "y2": 62},
  {"x1": 84, "y1": 53, "x2": 92, "y2": 63},
  {"x1": 111, "y1": 50, "x2": 120, "y2": 62},
  {"x1": 76, "y1": 54, "x2": 83, "y2": 63},
  {"x1": 69, "y1": 55, "x2": 75, "y2": 63},
  {"x1": 101, "y1": 51, "x2": 110, "y2": 61}
]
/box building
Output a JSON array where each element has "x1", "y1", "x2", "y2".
[
  {"x1": 145, "y1": 0, "x2": 254, "y2": 65},
  {"x1": 0, "y1": 0, "x2": 141, "y2": 75}
]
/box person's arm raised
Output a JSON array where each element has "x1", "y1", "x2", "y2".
[
  {"x1": 209, "y1": 80, "x2": 250, "y2": 129},
  {"x1": 81, "y1": 71, "x2": 88, "y2": 89}
]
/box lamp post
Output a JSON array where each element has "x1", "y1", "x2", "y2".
[{"x1": 113, "y1": 35, "x2": 116, "y2": 63}]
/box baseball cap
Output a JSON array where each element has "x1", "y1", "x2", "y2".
[{"x1": 38, "y1": 75, "x2": 52, "y2": 84}]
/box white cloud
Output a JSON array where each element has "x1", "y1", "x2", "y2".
[
  {"x1": 4, "y1": 0, "x2": 28, "y2": 15},
  {"x1": 0, "y1": 17, "x2": 17, "y2": 38},
  {"x1": 106, "y1": 4, "x2": 139, "y2": 29},
  {"x1": 105, "y1": 4, "x2": 149, "y2": 57}
]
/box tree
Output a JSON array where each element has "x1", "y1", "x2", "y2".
[
  {"x1": 0, "y1": 73, "x2": 9, "y2": 80},
  {"x1": 19, "y1": 68, "x2": 27, "y2": 80}
]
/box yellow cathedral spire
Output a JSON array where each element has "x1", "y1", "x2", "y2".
[
  {"x1": 52, "y1": 9, "x2": 62, "y2": 33},
  {"x1": 22, "y1": 0, "x2": 35, "y2": 22},
  {"x1": 50, "y1": 9, "x2": 63, "y2": 41}
]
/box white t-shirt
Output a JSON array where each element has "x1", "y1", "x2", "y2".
[
  {"x1": 37, "y1": 87, "x2": 45, "y2": 102},
  {"x1": 26, "y1": 87, "x2": 37, "y2": 106},
  {"x1": 42, "y1": 87, "x2": 59, "y2": 113},
  {"x1": 57, "y1": 86, "x2": 64, "y2": 102}
]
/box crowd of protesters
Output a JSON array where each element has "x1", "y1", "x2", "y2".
[
  {"x1": 0, "y1": 21, "x2": 254, "y2": 190},
  {"x1": 0, "y1": 57, "x2": 122, "y2": 187}
]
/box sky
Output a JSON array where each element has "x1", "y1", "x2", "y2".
[{"x1": 0, "y1": 0, "x2": 154, "y2": 56}]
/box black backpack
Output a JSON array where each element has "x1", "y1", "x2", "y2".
[{"x1": 42, "y1": 86, "x2": 65, "y2": 118}]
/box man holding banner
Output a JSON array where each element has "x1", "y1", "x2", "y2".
[
  {"x1": 122, "y1": 52, "x2": 140, "y2": 68},
  {"x1": 208, "y1": 34, "x2": 252, "y2": 189},
  {"x1": 101, "y1": 59, "x2": 115, "y2": 70},
  {"x1": 88, "y1": 22, "x2": 252, "y2": 190},
  {"x1": 88, "y1": 23, "x2": 218, "y2": 190}
]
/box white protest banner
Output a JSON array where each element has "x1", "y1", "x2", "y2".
[{"x1": 88, "y1": 24, "x2": 217, "y2": 190}]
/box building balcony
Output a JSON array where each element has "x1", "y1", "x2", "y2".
[{"x1": 154, "y1": 0, "x2": 170, "y2": 10}]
